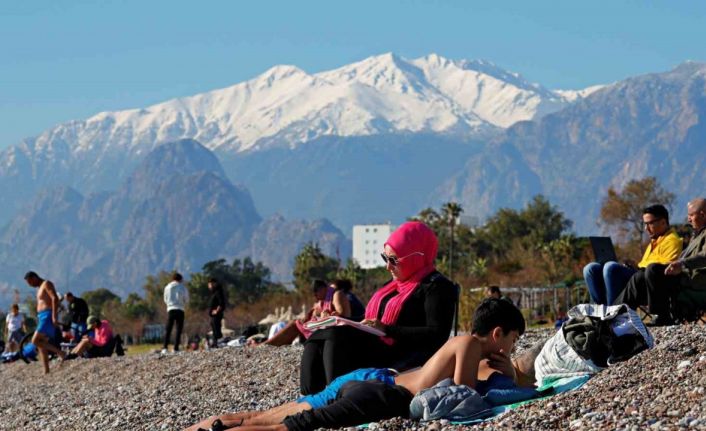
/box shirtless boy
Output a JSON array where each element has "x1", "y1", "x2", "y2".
[
  {"x1": 24, "y1": 271, "x2": 65, "y2": 373},
  {"x1": 185, "y1": 298, "x2": 526, "y2": 431}
]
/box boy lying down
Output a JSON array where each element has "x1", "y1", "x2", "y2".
[{"x1": 186, "y1": 299, "x2": 535, "y2": 431}]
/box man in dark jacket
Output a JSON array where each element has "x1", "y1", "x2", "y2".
[
  {"x1": 208, "y1": 278, "x2": 226, "y2": 347},
  {"x1": 65, "y1": 292, "x2": 89, "y2": 341}
]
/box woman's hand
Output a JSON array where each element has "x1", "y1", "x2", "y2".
[{"x1": 361, "y1": 319, "x2": 386, "y2": 332}]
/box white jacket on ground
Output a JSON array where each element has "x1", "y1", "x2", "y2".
[{"x1": 164, "y1": 281, "x2": 188, "y2": 311}]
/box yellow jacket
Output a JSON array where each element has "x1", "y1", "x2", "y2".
[{"x1": 637, "y1": 228, "x2": 682, "y2": 268}]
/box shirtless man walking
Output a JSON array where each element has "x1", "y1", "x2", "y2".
[{"x1": 24, "y1": 271, "x2": 65, "y2": 373}]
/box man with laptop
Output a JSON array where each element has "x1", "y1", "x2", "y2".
[{"x1": 583, "y1": 204, "x2": 682, "y2": 305}]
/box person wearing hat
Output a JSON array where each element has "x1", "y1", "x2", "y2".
[{"x1": 66, "y1": 315, "x2": 114, "y2": 359}]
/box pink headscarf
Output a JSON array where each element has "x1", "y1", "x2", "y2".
[{"x1": 364, "y1": 221, "x2": 438, "y2": 332}]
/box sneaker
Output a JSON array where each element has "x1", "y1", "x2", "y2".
[{"x1": 160, "y1": 348, "x2": 168, "y2": 355}]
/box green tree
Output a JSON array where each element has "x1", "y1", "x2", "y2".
[
  {"x1": 335, "y1": 259, "x2": 392, "y2": 303},
  {"x1": 537, "y1": 236, "x2": 579, "y2": 285},
  {"x1": 600, "y1": 176, "x2": 675, "y2": 244},
  {"x1": 338, "y1": 258, "x2": 365, "y2": 286},
  {"x1": 187, "y1": 272, "x2": 212, "y2": 310},
  {"x1": 413, "y1": 207, "x2": 442, "y2": 226},
  {"x1": 469, "y1": 257, "x2": 488, "y2": 283},
  {"x1": 121, "y1": 292, "x2": 155, "y2": 319},
  {"x1": 475, "y1": 195, "x2": 572, "y2": 258},
  {"x1": 292, "y1": 242, "x2": 340, "y2": 293},
  {"x1": 141, "y1": 271, "x2": 175, "y2": 323},
  {"x1": 411, "y1": 203, "x2": 476, "y2": 281},
  {"x1": 441, "y1": 202, "x2": 464, "y2": 280},
  {"x1": 83, "y1": 288, "x2": 121, "y2": 317},
  {"x1": 189, "y1": 257, "x2": 282, "y2": 309}
]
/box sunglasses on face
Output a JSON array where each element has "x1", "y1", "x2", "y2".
[
  {"x1": 643, "y1": 218, "x2": 663, "y2": 228},
  {"x1": 380, "y1": 251, "x2": 425, "y2": 267}
]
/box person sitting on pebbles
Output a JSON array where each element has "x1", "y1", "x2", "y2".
[
  {"x1": 263, "y1": 279, "x2": 352, "y2": 346},
  {"x1": 65, "y1": 315, "x2": 114, "y2": 359},
  {"x1": 184, "y1": 298, "x2": 531, "y2": 431}
]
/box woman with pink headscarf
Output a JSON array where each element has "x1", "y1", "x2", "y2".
[{"x1": 300, "y1": 221, "x2": 457, "y2": 395}]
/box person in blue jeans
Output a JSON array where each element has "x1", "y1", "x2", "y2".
[{"x1": 583, "y1": 205, "x2": 682, "y2": 305}]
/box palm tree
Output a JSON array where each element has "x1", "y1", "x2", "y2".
[{"x1": 441, "y1": 202, "x2": 463, "y2": 280}]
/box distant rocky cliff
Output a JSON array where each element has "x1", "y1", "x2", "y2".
[{"x1": 0, "y1": 140, "x2": 349, "y2": 296}]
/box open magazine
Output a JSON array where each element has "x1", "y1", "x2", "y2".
[{"x1": 304, "y1": 316, "x2": 385, "y2": 337}]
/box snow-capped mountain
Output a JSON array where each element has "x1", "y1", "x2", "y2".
[
  {"x1": 10, "y1": 53, "x2": 591, "y2": 157},
  {"x1": 0, "y1": 52, "x2": 596, "y2": 225}
]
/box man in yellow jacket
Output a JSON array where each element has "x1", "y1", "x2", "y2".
[{"x1": 583, "y1": 204, "x2": 682, "y2": 305}]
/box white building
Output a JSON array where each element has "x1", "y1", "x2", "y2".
[{"x1": 352, "y1": 223, "x2": 395, "y2": 269}]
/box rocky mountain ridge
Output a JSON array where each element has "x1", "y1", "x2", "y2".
[
  {"x1": 433, "y1": 61, "x2": 706, "y2": 229},
  {"x1": 0, "y1": 140, "x2": 349, "y2": 297},
  {"x1": 0, "y1": 53, "x2": 597, "y2": 225}
]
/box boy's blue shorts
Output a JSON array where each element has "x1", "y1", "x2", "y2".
[{"x1": 297, "y1": 368, "x2": 396, "y2": 409}]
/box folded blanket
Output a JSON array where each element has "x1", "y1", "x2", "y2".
[
  {"x1": 410, "y1": 373, "x2": 549, "y2": 422},
  {"x1": 451, "y1": 374, "x2": 591, "y2": 425}
]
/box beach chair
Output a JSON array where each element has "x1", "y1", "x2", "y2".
[
  {"x1": 672, "y1": 288, "x2": 706, "y2": 324},
  {"x1": 637, "y1": 305, "x2": 653, "y2": 322},
  {"x1": 453, "y1": 282, "x2": 461, "y2": 336}
]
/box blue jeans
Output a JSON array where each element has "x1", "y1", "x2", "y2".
[
  {"x1": 583, "y1": 261, "x2": 636, "y2": 305},
  {"x1": 71, "y1": 322, "x2": 87, "y2": 342}
]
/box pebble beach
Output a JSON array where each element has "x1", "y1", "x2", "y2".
[{"x1": 1, "y1": 325, "x2": 704, "y2": 431}]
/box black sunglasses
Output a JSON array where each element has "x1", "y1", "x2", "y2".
[{"x1": 380, "y1": 251, "x2": 425, "y2": 267}]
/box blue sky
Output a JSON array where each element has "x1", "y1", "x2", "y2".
[{"x1": 1, "y1": 0, "x2": 705, "y2": 148}]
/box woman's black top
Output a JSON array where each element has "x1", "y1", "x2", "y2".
[
  {"x1": 378, "y1": 271, "x2": 457, "y2": 358},
  {"x1": 346, "y1": 292, "x2": 366, "y2": 322},
  {"x1": 208, "y1": 287, "x2": 226, "y2": 316}
]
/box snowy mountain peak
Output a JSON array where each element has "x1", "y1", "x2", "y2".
[
  {"x1": 257, "y1": 64, "x2": 310, "y2": 86},
  {"x1": 8, "y1": 52, "x2": 604, "y2": 159},
  {"x1": 554, "y1": 85, "x2": 606, "y2": 102},
  {"x1": 320, "y1": 52, "x2": 426, "y2": 91}
]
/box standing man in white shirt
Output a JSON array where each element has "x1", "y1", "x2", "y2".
[{"x1": 162, "y1": 272, "x2": 188, "y2": 353}]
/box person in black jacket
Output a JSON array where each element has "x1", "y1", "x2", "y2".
[
  {"x1": 299, "y1": 221, "x2": 457, "y2": 395},
  {"x1": 65, "y1": 292, "x2": 89, "y2": 341},
  {"x1": 208, "y1": 278, "x2": 226, "y2": 347}
]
